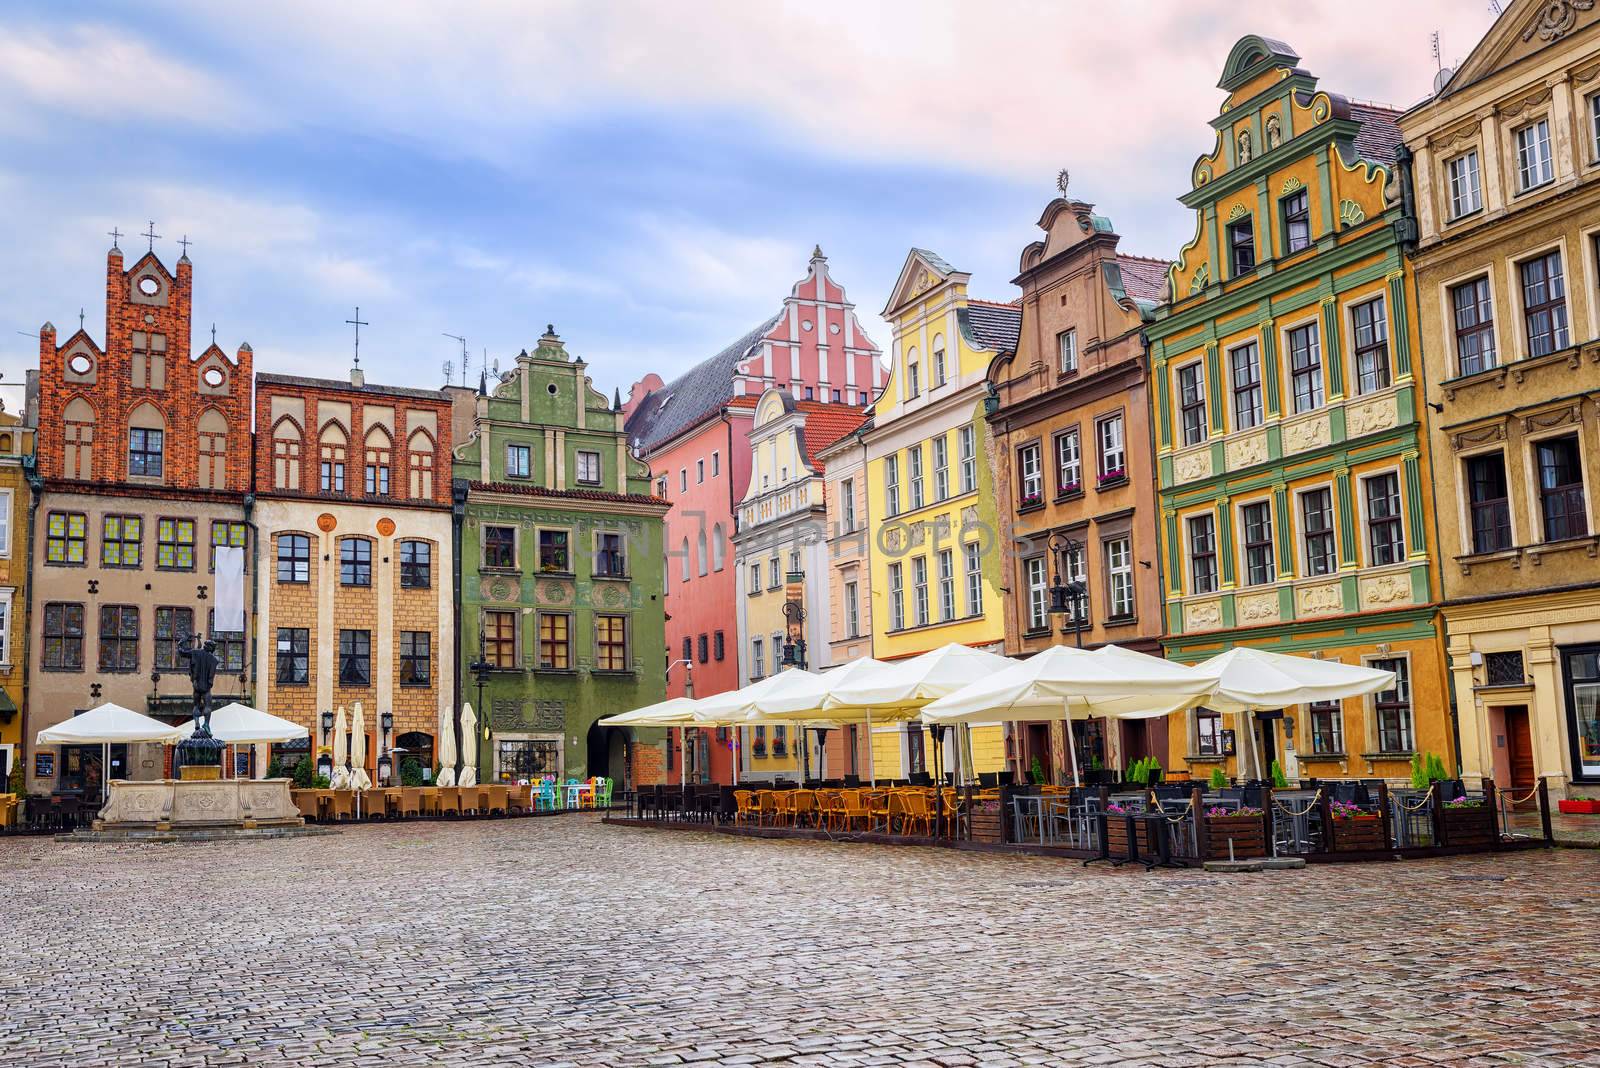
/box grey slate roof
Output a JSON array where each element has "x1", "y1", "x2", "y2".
[
  {"x1": 962, "y1": 301, "x2": 1022, "y2": 354},
  {"x1": 1115, "y1": 256, "x2": 1171, "y2": 304},
  {"x1": 255, "y1": 372, "x2": 448, "y2": 402},
  {"x1": 909, "y1": 247, "x2": 957, "y2": 276},
  {"x1": 1350, "y1": 103, "x2": 1403, "y2": 165},
  {"x1": 623, "y1": 313, "x2": 783, "y2": 452}
]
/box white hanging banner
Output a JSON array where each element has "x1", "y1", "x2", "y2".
[{"x1": 214, "y1": 545, "x2": 246, "y2": 632}]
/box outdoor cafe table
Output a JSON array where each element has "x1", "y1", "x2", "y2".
[{"x1": 564, "y1": 781, "x2": 594, "y2": 809}]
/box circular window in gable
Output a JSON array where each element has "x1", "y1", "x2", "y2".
[
  {"x1": 801, "y1": 319, "x2": 813, "y2": 332},
  {"x1": 202, "y1": 367, "x2": 226, "y2": 387},
  {"x1": 68, "y1": 354, "x2": 93, "y2": 375},
  {"x1": 829, "y1": 323, "x2": 840, "y2": 335},
  {"x1": 547, "y1": 383, "x2": 558, "y2": 395},
  {"x1": 137, "y1": 276, "x2": 160, "y2": 296}
]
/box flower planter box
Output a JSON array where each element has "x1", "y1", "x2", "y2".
[
  {"x1": 1442, "y1": 805, "x2": 1495, "y2": 847},
  {"x1": 1329, "y1": 814, "x2": 1385, "y2": 852},
  {"x1": 1103, "y1": 814, "x2": 1146, "y2": 857},
  {"x1": 1558, "y1": 799, "x2": 1600, "y2": 815},
  {"x1": 970, "y1": 799, "x2": 1004, "y2": 843},
  {"x1": 1203, "y1": 813, "x2": 1266, "y2": 860}
]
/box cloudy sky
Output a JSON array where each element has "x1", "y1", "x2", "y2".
[{"x1": 0, "y1": 1, "x2": 1501, "y2": 409}]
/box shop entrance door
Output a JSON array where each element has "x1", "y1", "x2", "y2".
[{"x1": 1503, "y1": 706, "x2": 1535, "y2": 802}]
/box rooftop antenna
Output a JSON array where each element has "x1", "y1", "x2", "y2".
[
  {"x1": 345, "y1": 306, "x2": 369, "y2": 368},
  {"x1": 1488, "y1": 0, "x2": 1502, "y2": 15},
  {"x1": 442, "y1": 359, "x2": 454, "y2": 386},
  {"x1": 1430, "y1": 31, "x2": 1441, "y2": 70},
  {"x1": 443, "y1": 333, "x2": 468, "y2": 386}
]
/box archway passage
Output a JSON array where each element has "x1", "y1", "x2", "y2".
[{"x1": 585, "y1": 721, "x2": 632, "y2": 788}]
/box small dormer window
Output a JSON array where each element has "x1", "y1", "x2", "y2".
[{"x1": 1228, "y1": 217, "x2": 1256, "y2": 276}]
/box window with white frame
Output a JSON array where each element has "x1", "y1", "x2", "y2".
[
  {"x1": 1300, "y1": 488, "x2": 1336, "y2": 576},
  {"x1": 1364, "y1": 472, "x2": 1405, "y2": 565},
  {"x1": 1446, "y1": 151, "x2": 1481, "y2": 218},
  {"x1": 506, "y1": 443, "x2": 531, "y2": 479},
  {"x1": 912, "y1": 556, "x2": 930, "y2": 626},
  {"x1": 1187, "y1": 513, "x2": 1217, "y2": 594},
  {"x1": 1230, "y1": 342, "x2": 1262, "y2": 430},
  {"x1": 1106, "y1": 536, "x2": 1133, "y2": 619},
  {"x1": 844, "y1": 581, "x2": 860, "y2": 637},
  {"x1": 884, "y1": 454, "x2": 901, "y2": 516},
  {"x1": 1515, "y1": 120, "x2": 1554, "y2": 191},
  {"x1": 752, "y1": 638, "x2": 765, "y2": 679},
  {"x1": 937, "y1": 548, "x2": 955, "y2": 621},
  {"x1": 696, "y1": 458, "x2": 704, "y2": 484},
  {"x1": 1288, "y1": 321, "x2": 1323, "y2": 412},
  {"x1": 908, "y1": 444, "x2": 924, "y2": 510},
  {"x1": 1057, "y1": 328, "x2": 1078, "y2": 374},
  {"x1": 932, "y1": 334, "x2": 947, "y2": 387},
  {"x1": 1177, "y1": 363, "x2": 1206, "y2": 446},
  {"x1": 1025, "y1": 556, "x2": 1049, "y2": 631},
  {"x1": 958, "y1": 425, "x2": 977, "y2": 494},
  {"x1": 963, "y1": 541, "x2": 983, "y2": 616},
  {"x1": 1450, "y1": 276, "x2": 1497, "y2": 376},
  {"x1": 907, "y1": 354, "x2": 920, "y2": 398},
  {"x1": 1520, "y1": 250, "x2": 1569, "y2": 358},
  {"x1": 1241, "y1": 500, "x2": 1275, "y2": 586},
  {"x1": 1308, "y1": 699, "x2": 1344, "y2": 755},
  {"x1": 1591, "y1": 93, "x2": 1600, "y2": 161},
  {"x1": 1369, "y1": 657, "x2": 1413, "y2": 752},
  {"x1": 1018, "y1": 443, "x2": 1043, "y2": 506},
  {"x1": 1466, "y1": 453, "x2": 1512, "y2": 553},
  {"x1": 1063, "y1": 542, "x2": 1087, "y2": 623},
  {"x1": 1055, "y1": 429, "x2": 1081, "y2": 494},
  {"x1": 1195, "y1": 708, "x2": 1222, "y2": 756},
  {"x1": 932, "y1": 437, "x2": 949, "y2": 501},
  {"x1": 1282, "y1": 189, "x2": 1311, "y2": 254},
  {"x1": 0, "y1": 590, "x2": 11, "y2": 664},
  {"x1": 1536, "y1": 434, "x2": 1588, "y2": 541},
  {"x1": 888, "y1": 562, "x2": 905, "y2": 631},
  {"x1": 1351, "y1": 296, "x2": 1390, "y2": 395},
  {"x1": 711, "y1": 451, "x2": 720, "y2": 477},
  {"x1": 1096, "y1": 414, "x2": 1125, "y2": 481},
  {"x1": 749, "y1": 562, "x2": 761, "y2": 594},
  {"x1": 769, "y1": 557, "x2": 780, "y2": 588},
  {"x1": 840, "y1": 478, "x2": 856, "y2": 532},
  {"x1": 0, "y1": 489, "x2": 10, "y2": 556}
]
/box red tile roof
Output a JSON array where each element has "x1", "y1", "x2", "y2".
[
  {"x1": 794, "y1": 403, "x2": 869, "y2": 472},
  {"x1": 1115, "y1": 255, "x2": 1172, "y2": 303}
]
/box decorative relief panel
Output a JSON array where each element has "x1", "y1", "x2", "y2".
[
  {"x1": 1225, "y1": 432, "x2": 1269, "y2": 471},
  {"x1": 1184, "y1": 599, "x2": 1223, "y2": 632},
  {"x1": 1236, "y1": 591, "x2": 1280, "y2": 625},
  {"x1": 1282, "y1": 414, "x2": 1331, "y2": 455},
  {"x1": 1173, "y1": 449, "x2": 1213, "y2": 484},
  {"x1": 1296, "y1": 581, "x2": 1343, "y2": 617},
  {"x1": 1345, "y1": 396, "x2": 1398, "y2": 439},
  {"x1": 1359, "y1": 572, "x2": 1414, "y2": 610}
]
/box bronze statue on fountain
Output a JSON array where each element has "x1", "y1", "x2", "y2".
[{"x1": 174, "y1": 634, "x2": 225, "y2": 772}]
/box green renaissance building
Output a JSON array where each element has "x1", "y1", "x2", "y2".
[{"x1": 450, "y1": 326, "x2": 668, "y2": 787}]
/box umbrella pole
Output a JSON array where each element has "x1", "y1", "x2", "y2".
[
  {"x1": 866, "y1": 708, "x2": 876, "y2": 787},
  {"x1": 1067, "y1": 713, "x2": 1081, "y2": 788}
]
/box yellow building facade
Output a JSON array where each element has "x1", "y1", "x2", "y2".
[
  {"x1": 1149, "y1": 38, "x2": 1453, "y2": 784},
  {"x1": 863, "y1": 250, "x2": 1018, "y2": 779},
  {"x1": 0, "y1": 413, "x2": 31, "y2": 790},
  {"x1": 1398, "y1": 0, "x2": 1600, "y2": 799}
]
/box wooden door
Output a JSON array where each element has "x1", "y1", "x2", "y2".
[{"x1": 1504, "y1": 706, "x2": 1535, "y2": 796}]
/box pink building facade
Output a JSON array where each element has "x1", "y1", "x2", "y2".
[{"x1": 623, "y1": 247, "x2": 885, "y2": 783}]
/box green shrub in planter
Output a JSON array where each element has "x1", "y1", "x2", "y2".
[
  {"x1": 1270, "y1": 759, "x2": 1289, "y2": 789},
  {"x1": 1209, "y1": 766, "x2": 1227, "y2": 790}
]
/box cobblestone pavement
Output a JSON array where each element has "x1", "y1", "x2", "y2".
[{"x1": 3, "y1": 817, "x2": 1599, "y2": 1067}]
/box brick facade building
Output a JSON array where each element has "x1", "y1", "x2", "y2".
[
  {"x1": 251, "y1": 370, "x2": 455, "y2": 785},
  {"x1": 26, "y1": 243, "x2": 254, "y2": 793}
]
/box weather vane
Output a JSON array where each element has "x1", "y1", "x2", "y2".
[{"x1": 1056, "y1": 169, "x2": 1071, "y2": 198}]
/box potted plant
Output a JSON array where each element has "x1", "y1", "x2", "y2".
[
  {"x1": 1019, "y1": 491, "x2": 1042, "y2": 509},
  {"x1": 1558, "y1": 797, "x2": 1600, "y2": 815},
  {"x1": 1029, "y1": 756, "x2": 1046, "y2": 785},
  {"x1": 1440, "y1": 792, "x2": 1494, "y2": 847},
  {"x1": 1208, "y1": 766, "x2": 1228, "y2": 791},
  {"x1": 1204, "y1": 804, "x2": 1266, "y2": 859},
  {"x1": 1327, "y1": 798, "x2": 1384, "y2": 851},
  {"x1": 1097, "y1": 466, "x2": 1126, "y2": 486},
  {"x1": 1270, "y1": 759, "x2": 1290, "y2": 789},
  {"x1": 1059, "y1": 480, "x2": 1082, "y2": 496},
  {"x1": 1102, "y1": 801, "x2": 1143, "y2": 855}
]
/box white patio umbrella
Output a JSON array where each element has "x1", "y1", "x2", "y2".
[
  {"x1": 1148, "y1": 647, "x2": 1397, "y2": 781},
  {"x1": 435, "y1": 702, "x2": 457, "y2": 787},
  {"x1": 458, "y1": 702, "x2": 479, "y2": 788},
  {"x1": 350, "y1": 702, "x2": 372, "y2": 792},
  {"x1": 329, "y1": 705, "x2": 350, "y2": 790},
  {"x1": 174, "y1": 702, "x2": 308, "y2": 744},
  {"x1": 923, "y1": 645, "x2": 1221, "y2": 785},
  {"x1": 825, "y1": 644, "x2": 1016, "y2": 785},
  {"x1": 734, "y1": 659, "x2": 891, "y2": 785},
  {"x1": 36, "y1": 703, "x2": 184, "y2": 804},
  {"x1": 598, "y1": 697, "x2": 703, "y2": 727}
]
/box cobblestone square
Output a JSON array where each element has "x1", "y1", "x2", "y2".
[{"x1": 2, "y1": 817, "x2": 1598, "y2": 1067}]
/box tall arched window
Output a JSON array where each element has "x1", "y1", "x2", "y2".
[
  {"x1": 711, "y1": 524, "x2": 726, "y2": 571},
  {"x1": 198, "y1": 409, "x2": 228, "y2": 490},
  {"x1": 364, "y1": 425, "x2": 392, "y2": 496},
  {"x1": 407, "y1": 429, "x2": 435, "y2": 499},
  {"x1": 680, "y1": 537, "x2": 690, "y2": 582},
  {"x1": 319, "y1": 423, "x2": 348, "y2": 493},
  {"x1": 64, "y1": 397, "x2": 95, "y2": 480},
  {"x1": 273, "y1": 417, "x2": 303, "y2": 490},
  {"x1": 696, "y1": 530, "x2": 708, "y2": 576},
  {"x1": 128, "y1": 402, "x2": 166, "y2": 480}
]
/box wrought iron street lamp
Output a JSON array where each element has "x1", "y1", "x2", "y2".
[{"x1": 1046, "y1": 532, "x2": 1089, "y2": 648}]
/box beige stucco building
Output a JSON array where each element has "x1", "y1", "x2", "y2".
[{"x1": 1399, "y1": 0, "x2": 1600, "y2": 798}]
